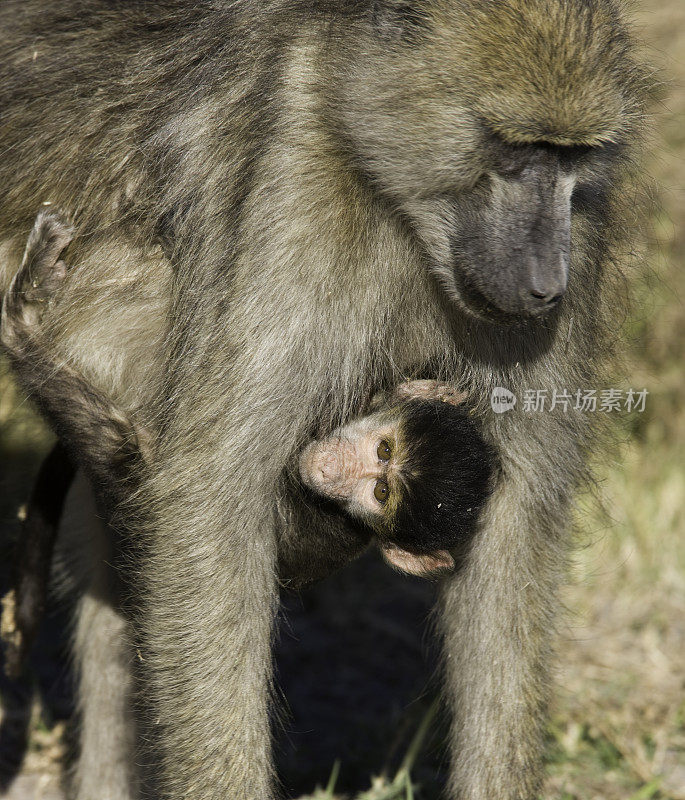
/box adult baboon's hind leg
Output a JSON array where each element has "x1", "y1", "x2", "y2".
[{"x1": 59, "y1": 475, "x2": 139, "y2": 800}]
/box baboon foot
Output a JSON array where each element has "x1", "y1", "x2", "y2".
[{"x1": 1, "y1": 209, "x2": 73, "y2": 348}]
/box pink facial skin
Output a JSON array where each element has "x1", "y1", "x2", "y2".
[{"x1": 298, "y1": 416, "x2": 397, "y2": 517}]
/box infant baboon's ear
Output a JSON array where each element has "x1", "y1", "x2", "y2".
[{"x1": 380, "y1": 543, "x2": 454, "y2": 577}]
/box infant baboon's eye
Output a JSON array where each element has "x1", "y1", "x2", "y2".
[
  {"x1": 377, "y1": 440, "x2": 392, "y2": 461},
  {"x1": 374, "y1": 479, "x2": 389, "y2": 504}
]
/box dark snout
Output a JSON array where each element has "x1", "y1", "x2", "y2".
[
  {"x1": 517, "y1": 244, "x2": 569, "y2": 316},
  {"x1": 456, "y1": 221, "x2": 570, "y2": 319},
  {"x1": 453, "y1": 162, "x2": 573, "y2": 320}
]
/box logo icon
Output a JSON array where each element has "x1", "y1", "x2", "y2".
[{"x1": 490, "y1": 387, "x2": 516, "y2": 414}]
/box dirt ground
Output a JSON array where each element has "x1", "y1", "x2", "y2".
[{"x1": 1, "y1": 1, "x2": 684, "y2": 799}]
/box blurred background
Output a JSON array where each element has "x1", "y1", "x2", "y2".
[{"x1": 0, "y1": 2, "x2": 683, "y2": 799}]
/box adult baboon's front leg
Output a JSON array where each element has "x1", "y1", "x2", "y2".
[
  {"x1": 136, "y1": 452, "x2": 278, "y2": 799},
  {"x1": 440, "y1": 473, "x2": 568, "y2": 799},
  {"x1": 133, "y1": 343, "x2": 310, "y2": 798}
]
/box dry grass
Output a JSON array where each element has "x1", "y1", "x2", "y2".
[{"x1": 540, "y1": 4, "x2": 685, "y2": 797}]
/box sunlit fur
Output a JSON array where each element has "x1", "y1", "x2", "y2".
[{"x1": 0, "y1": 1, "x2": 648, "y2": 798}]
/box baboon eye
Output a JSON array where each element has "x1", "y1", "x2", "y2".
[
  {"x1": 374, "y1": 479, "x2": 390, "y2": 504},
  {"x1": 377, "y1": 440, "x2": 392, "y2": 461}
]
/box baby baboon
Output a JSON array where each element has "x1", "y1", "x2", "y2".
[
  {"x1": 0, "y1": 0, "x2": 648, "y2": 798},
  {"x1": 300, "y1": 381, "x2": 495, "y2": 575},
  {"x1": 1, "y1": 212, "x2": 495, "y2": 678}
]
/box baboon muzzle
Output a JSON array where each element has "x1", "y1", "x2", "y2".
[{"x1": 455, "y1": 162, "x2": 573, "y2": 320}]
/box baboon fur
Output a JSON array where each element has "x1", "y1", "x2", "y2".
[{"x1": 0, "y1": 1, "x2": 648, "y2": 798}]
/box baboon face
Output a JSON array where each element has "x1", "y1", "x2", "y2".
[
  {"x1": 342, "y1": 0, "x2": 644, "y2": 323},
  {"x1": 402, "y1": 143, "x2": 580, "y2": 321}
]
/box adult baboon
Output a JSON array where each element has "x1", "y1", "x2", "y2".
[{"x1": 0, "y1": 1, "x2": 647, "y2": 798}]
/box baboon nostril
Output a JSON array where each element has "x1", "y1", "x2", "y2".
[
  {"x1": 530, "y1": 290, "x2": 564, "y2": 305},
  {"x1": 522, "y1": 285, "x2": 566, "y2": 315},
  {"x1": 318, "y1": 456, "x2": 339, "y2": 481}
]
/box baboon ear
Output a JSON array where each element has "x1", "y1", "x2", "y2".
[
  {"x1": 371, "y1": 0, "x2": 426, "y2": 39},
  {"x1": 380, "y1": 544, "x2": 455, "y2": 577}
]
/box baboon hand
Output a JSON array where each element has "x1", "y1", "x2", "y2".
[
  {"x1": 1, "y1": 209, "x2": 73, "y2": 350},
  {"x1": 391, "y1": 380, "x2": 467, "y2": 407},
  {"x1": 379, "y1": 543, "x2": 455, "y2": 577}
]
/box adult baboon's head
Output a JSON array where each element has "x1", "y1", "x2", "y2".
[{"x1": 340, "y1": 0, "x2": 646, "y2": 323}]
